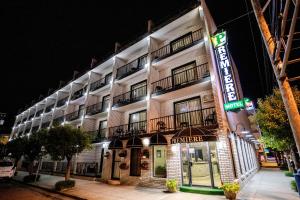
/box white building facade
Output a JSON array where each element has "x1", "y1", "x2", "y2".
[{"x1": 11, "y1": 1, "x2": 260, "y2": 189}]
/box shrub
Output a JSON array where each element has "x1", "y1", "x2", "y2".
[
  {"x1": 54, "y1": 180, "x2": 75, "y2": 191},
  {"x1": 284, "y1": 171, "x2": 294, "y2": 177},
  {"x1": 166, "y1": 179, "x2": 177, "y2": 192},
  {"x1": 291, "y1": 180, "x2": 298, "y2": 192},
  {"x1": 23, "y1": 174, "x2": 40, "y2": 183}
]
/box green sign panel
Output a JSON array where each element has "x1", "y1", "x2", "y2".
[
  {"x1": 224, "y1": 100, "x2": 245, "y2": 111},
  {"x1": 211, "y1": 31, "x2": 227, "y2": 48}
]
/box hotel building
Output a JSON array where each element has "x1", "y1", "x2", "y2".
[{"x1": 11, "y1": 1, "x2": 260, "y2": 189}]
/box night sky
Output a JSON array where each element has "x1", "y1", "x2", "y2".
[{"x1": 0, "y1": 0, "x2": 278, "y2": 133}]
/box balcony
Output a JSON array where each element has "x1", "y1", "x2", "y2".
[
  {"x1": 86, "y1": 102, "x2": 104, "y2": 116},
  {"x1": 28, "y1": 114, "x2": 34, "y2": 120},
  {"x1": 112, "y1": 85, "x2": 147, "y2": 108},
  {"x1": 41, "y1": 121, "x2": 50, "y2": 129},
  {"x1": 88, "y1": 129, "x2": 107, "y2": 143},
  {"x1": 149, "y1": 107, "x2": 217, "y2": 133},
  {"x1": 71, "y1": 86, "x2": 87, "y2": 101},
  {"x1": 90, "y1": 77, "x2": 108, "y2": 92},
  {"x1": 151, "y1": 63, "x2": 209, "y2": 96},
  {"x1": 53, "y1": 116, "x2": 64, "y2": 125},
  {"x1": 31, "y1": 126, "x2": 39, "y2": 133},
  {"x1": 109, "y1": 121, "x2": 147, "y2": 138},
  {"x1": 115, "y1": 54, "x2": 148, "y2": 80},
  {"x1": 151, "y1": 29, "x2": 203, "y2": 62},
  {"x1": 57, "y1": 97, "x2": 68, "y2": 107},
  {"x1": 35, "y1": 110, "x2": 44, "y2": 117},
  {"x1": 65, "y1": 109, "x2": 84, "y2": 122},
  {"x1": 45, "y1": 104, "x2": 55, "y2": 113}
]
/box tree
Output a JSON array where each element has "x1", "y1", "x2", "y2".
[
  {"x1": 23, "y1": 129, "x2": 47, "y2": 174},
  {"x1": 256, "y1": 87, "x2": 300, "y2": 168},
  {"x1": 6, "y1": 136, "x2": 28, "y2": 167},
  {"x1": 44, "y1": 125, "x2": 90, "y2": 181}
]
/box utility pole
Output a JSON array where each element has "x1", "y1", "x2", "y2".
[{"x1": 250, "y1": 0, "x2": 300, "y2": 152}]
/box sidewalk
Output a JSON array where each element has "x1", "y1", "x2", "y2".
[
  {"x1": 14, "y1": 168, "x2": 299, "y2": 200},
  {"x1": 238, "y1": 168, "x2": 299, "y2": 200},
  {"x1": 14, "y1": 171, "x2": 224, "y2": 200}
]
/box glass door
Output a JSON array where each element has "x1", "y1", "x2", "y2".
[
  {"x1": 111, "y1": 150, "x2": 121, "y2": 179},
  {"x1": 102, "y1": 95, "x2": 110, "y2": 112},
  {"x1": 172, "y1": 61, "x2": 197, "y2": 87},
  {"x1": 130, "y1": 81, "x2": 147, "y2": 100},
  {"x1": 129, "y1": 110, "x2": 147, "y2": 133},
  {"x1": 180, "y1": 142, "x2": 220, "y2": 187}
]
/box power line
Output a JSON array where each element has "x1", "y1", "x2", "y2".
[{"x1": 217, "y1": 10, "x2": 254, "y2": 28}]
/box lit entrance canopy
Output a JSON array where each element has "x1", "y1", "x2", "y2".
[
  {"x1": 108, "y1": 137, "x2": 123, "y2": 149},
  {"x1": 150, "y1": 132, "x2": 168, "y2": 146},
  {"x1": 126, "y1": 135, "x2": 143, "y2": 148},
  {"x1": 171, "y1": 127, "x2": 218, "y2": 144}
]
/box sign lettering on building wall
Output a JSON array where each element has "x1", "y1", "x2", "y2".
[{"x1": 211, "y1": 31, "x2": 239, "y2": 104}]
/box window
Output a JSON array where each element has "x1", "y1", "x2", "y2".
[
  {"x1": 105, "y1": 73, "x2": 112, "y2": 84},
  {"x1": 172, "y1": 61, "x2": 197, "y2": 87},
  {"x1": 102, "y1": 95, "x2": 110, "y2": 111},
  {"x1": 129, "y1": 110, "x2": 147, "y2": 132},
  {"x1": 130, "y1": 80, "x2": 147, "y2": 100},
  {"x1": 153, "y1": 145, "x2": 166, "y2": 178}
]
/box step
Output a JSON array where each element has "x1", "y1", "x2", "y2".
[{"x1": 108, "y1": 179, "x2": 121, "y2": 185}]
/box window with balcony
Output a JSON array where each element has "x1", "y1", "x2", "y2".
[
  {"x1": 113, "y1": 80, "x2": 147, "y2": 107},
  {"x1": 129, "y1": 110, "x2": 147, "y2": 133},
  {"x1": 57, "y1": 97, "x2": 68, "y2": 107}
]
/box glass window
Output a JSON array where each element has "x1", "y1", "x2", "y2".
[
  {"x1": 153, "y1": 145, "x2": 167, "y2": 178},
  {"x1": 102, "y1": 95, "x2": 110, "y2": 111}
]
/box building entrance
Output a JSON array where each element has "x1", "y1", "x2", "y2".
[{"x1": 181, "y1": 142, "x2": 221, "y2": 187}]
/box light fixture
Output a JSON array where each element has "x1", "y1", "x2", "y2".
[
  {"x1": 171, "y1": 144, "x2": 177, "y2": 152},
  {"x1": 144, "y1": 63, "x2": 149, "y2": 68},
  {"x1": 106, "y1": 108, "x2": 109, "y2": 112},
  {"x1": 142, "y1": 138, "x2": 150, "y2": 147},
  {"x1": 103, "y1": 142, "x2": 110, "y2": 149}
]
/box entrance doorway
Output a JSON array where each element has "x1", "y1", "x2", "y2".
[
  {"x1": 130, "y1": 148, "x2": 141, "y2": 176},
  {"x1": 181, "y1": 142, "x2": 221, "y2": 187},
  {"x1": 111, "y1": 150, "x2": 120, "y2": 179}
]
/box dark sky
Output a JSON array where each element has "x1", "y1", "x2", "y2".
[{"x1": 0, "y1": 0, "x2": 275, "y2": 133}]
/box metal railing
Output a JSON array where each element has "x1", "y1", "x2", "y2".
[
  {"x1": 90, "y1": 77, "x2": 107, "y2": 92},
  {"x1": 116, "y1": 54, "x2": 148, "y2": 80},
  {"x1": 75, "y1": 162, "x2": 98, "y2": 176},
  {"x1": 113, "y1": 85, "x2": 147, "y2": 107},
  {"x1": 85, "y1": 102, "x2": 103, "y2": 116},
  {"x1": 31, "y1": 126, "x2": 39, "y2": 133},
  {"x1": 53, "y1": 115, "x2": 64, "y2": 125},
  {"x1": 45, "y1": 104, "x2": 55, "y2": 113},
  {"x1": 151, "y1": 29, "x2": 203, "y2": 61},
  {"x1": 151, "y1": 63, "x2": 209, "y2": 94},
  {"x1": 65, "y1": 108, "x2": 84, "y2": 121},
  {"x1": 28, "y1": 114, "x2": 34, "y2": 120},
  {"x1": 41, "y1": 121, "x2": 50, "y2": 129},
  {"x1": 35, "y1": 110, "x2": 43, "y2": 117},
  {"x1": 71, "y1": 87, "x2": 87, "y2": 100},
  {"x1": 150, "y1": 107, "x2": 217, "y2": 132},
  {"x1": 41, "y1": 161, "x2": 55, "y2": 172},
  {"x1": 57, "y1": 97, "x2": 68, "y2": 107},
  {"x1": 88, "y1": 129, "x2": 107, "y2": 143},
  {"x1": 109, "y1": 120, "x2": 147, "y2": 137}
]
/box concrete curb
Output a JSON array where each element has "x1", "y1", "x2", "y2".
[{"x1": 12, "y1": 179, "x2": 87, "y2": 200}]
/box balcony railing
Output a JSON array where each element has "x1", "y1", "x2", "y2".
[
  {"x1": 28, "y1": 114, "x2": 34, "y2": 120},
  {"x1": 53, "y1": 115, "x2": 64, "y2": 125},
  {"x1": 150, "y1": 107, "x2": 217, "y2": 132},
  {"x1": 151, "y1": 29, "x2": 203, "y2": 62},
  {"x1": 85, "y1": 102, "x2": 104, "y2": 116},
  {"x1": 45, "y1": 104, "x2": 55, "y2": 113},
  {"x1": 57, "y1": 97, "x2": 68, "y2": 107},
  {"x1": 151, "y1": 63, "x2": 209, "y2": 95},
  {"x1": 75, "y1": 162, "x2": 98, "y2": 176},
  {"x1": 88, "y1": 129, "x2": 107, "y2": 143},
  {"x1": 65, "y1": 108, "x2": 84, "y2": 122},
  {"x1": 109, "y1": 120, "x2": 147, "y2": 137},
  {"x1": 31, "y1": 126, "x2": 39, "y2": 133},
  {"x1": 113, "y1": 85, "x2": 147, "y2": 107},
  {"x1": 90, "y1": 77, "x2": 107, "y2": 92},
  {"x1": 41, "y1": 121, "x2": 50, "y2": 129},
  {"x1": 116, "y1": 54, "x2": 148, "y2": 80},
  {"x1": 35, "y1": 110, "x2": 43, "y2": 117},
  {"x1": 71, "y1": 86, "x2": 87, "y2": 100}
]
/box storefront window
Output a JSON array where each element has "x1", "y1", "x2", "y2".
[{"x1": 153, "y1": 145, "x2": 167, "y2": 178}]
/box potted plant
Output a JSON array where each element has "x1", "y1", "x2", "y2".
[
  {"x1": 104, "y1": 151, "x2": 110, "y2": 159},
  {"x1": 166, "y1": 179, "x2": 177, "y2": 193},
  {"x1": 118, "y1": 150, "x2": 127, "y2": 158},
  {"x1": 219, "y1": 181, "x2": 240, "y2": 200},
  {"x1": 141, "y1": 161, "x2": 149, "y2": 170},
  {"x1": 142, "y1": 149, "x2": 149, "y2": 159}
]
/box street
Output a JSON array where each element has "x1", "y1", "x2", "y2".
[{"x1": 0, "y1": 180, "x2": 74, "y2": 200}]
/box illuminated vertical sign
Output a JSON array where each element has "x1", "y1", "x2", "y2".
[{"x1": 211, "y1": 31, "x2": 239, "y2": 104}]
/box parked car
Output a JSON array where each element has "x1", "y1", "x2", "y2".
[{"x1": 0, "y1": 160, "x2": 16, "y2": 180}]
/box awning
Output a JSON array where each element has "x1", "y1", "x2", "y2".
[
  {"x1": 150, "y1": 132, "x2": 168, "y2": 145},
  {"x1": 108, "y1": 138, "x2": 123, "y2": 149},
  {"x1": 171, "y1": 127, "x2": 218, "y2": 144},
  {"x1": 126, "y1": 135, "x2": 143, "y2": 148}
]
